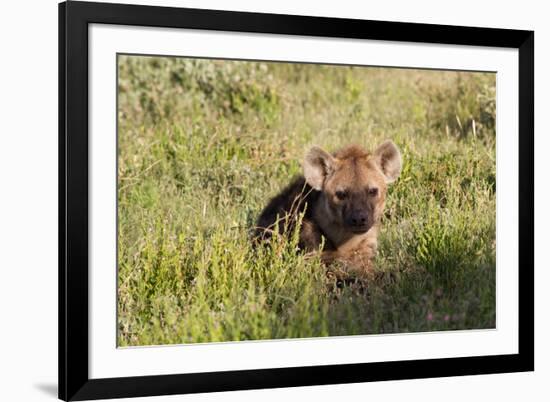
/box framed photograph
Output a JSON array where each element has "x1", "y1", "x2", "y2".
[{"x1": 59, "y1": 1, "x2": 534, "y2": 400}]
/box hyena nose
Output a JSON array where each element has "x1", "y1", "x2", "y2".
[{"x1": 350, "y1": 212, "x2": 368, "y2": 226}]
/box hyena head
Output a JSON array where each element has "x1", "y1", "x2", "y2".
[{"x1": 303, "y1": 140, "x2": 402, "y2": 234}]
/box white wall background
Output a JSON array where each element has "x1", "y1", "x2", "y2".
[{"x1": 0, "y1": 0, "x2": 546, "y2": 401}]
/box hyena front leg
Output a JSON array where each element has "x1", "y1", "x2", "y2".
[
  {"x1": 320, "y1": 248, "x2": 375, "y2": 279},
  {"x1": 299, "y1": 220, "x2": 324, "y2": 251}
]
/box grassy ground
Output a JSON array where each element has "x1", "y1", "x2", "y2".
[{"x1": 117, "y1": 55, "x2": 496, "y2": 346}]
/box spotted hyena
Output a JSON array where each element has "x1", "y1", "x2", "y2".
[{"x1": 255, "y1": 140, "x2": 402, "y2": 277}]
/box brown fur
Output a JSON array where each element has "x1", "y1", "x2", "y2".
[{"x1": 255, "y1": 140, "x2": 402, "y2": 278}]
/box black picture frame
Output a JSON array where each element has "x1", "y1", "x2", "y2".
[{"x1": 59, "y1": 1, "x2": 534, "y2": 400}]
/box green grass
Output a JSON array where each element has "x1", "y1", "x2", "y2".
[{"x1": 117, "y1": 55, "x2": 496, "y2": 346}]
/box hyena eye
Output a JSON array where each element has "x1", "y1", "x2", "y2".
[
  {"x1": 335, "y1": 190, "x2": 348, "y2": 200},
  {"x1": 368, "y1": 187, "x2": 379, "y2": 197}
]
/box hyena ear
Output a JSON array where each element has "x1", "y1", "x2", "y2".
[
  {"x1": 373, "y1": 140, "x2": 402, "y2": 184},
  {"x1": 303, "y1": 146, "x2": 336, "y2": 190}
]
